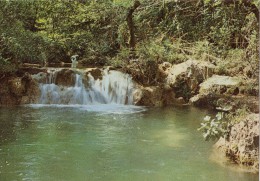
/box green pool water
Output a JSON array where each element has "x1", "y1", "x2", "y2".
[{"x1": 0, "y1": 105, "x2": 258, "y2": 181}]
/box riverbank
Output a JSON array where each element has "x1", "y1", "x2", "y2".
[{"x1": 0, "y1": 60, "x2": 258, "y2": 173}]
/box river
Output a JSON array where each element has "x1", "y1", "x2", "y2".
[{"x1": 0, "y1": 105, "x2": 257, "y2": 181}]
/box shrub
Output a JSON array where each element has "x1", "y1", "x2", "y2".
[
  {"x1": 198, "y1": 112, "x2": 228, "y2": 141},
  {"x1": 198, "y1": 107, "x2": 250, "y2": 141}
]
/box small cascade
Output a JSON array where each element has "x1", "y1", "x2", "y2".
[{"x1": 39, "y1": 68, "x2": 135, "y2": 105}]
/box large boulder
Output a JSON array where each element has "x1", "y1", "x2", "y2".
[
  {"x1": 214, "y1": 113, "x2": 259, "y2": 173},
  {"x1": 8, "y1": 77, "x2": 26, "y2": 97},
  {"x1": 126, "y1": 59, "x2": 216, "y2": 105},
  {"x1": 199, "y1": 75, "x2": 241, "y2": 95},
  {"x1": 54, "y1": 69, "x2": 76, "y2": 87},
  {"x1": 0, "y1": 76, "x2": 22, "y2": 105},
  {"x1": 134, "y1": 86, "x2": 178, "y2": 106},
  {"x1": 85, "y1": 68, "x2": 102, "y2": 80},
  {"x1": 189, "y1": 75, "x2": 259, "y2": 113},
  {"x1": 164, "y1": 59, "x2": 215, "y2": 101},
  {"x1": 0, "y1": 73, "x2": 40, "y2": 105},
  {"x1": 190, "y1": 75, "x2": 241, "y2": 108},
  {"x1": 134, "y1": 86, "x2": 164, "y2": 106}
]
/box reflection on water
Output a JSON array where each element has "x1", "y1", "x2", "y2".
[{"x1": 0, "y1": 106, "x2": 258, "y2": 181}]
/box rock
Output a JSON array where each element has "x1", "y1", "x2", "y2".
[
  {"x1": 166, "y1": 59, "x2": 215, "y2": 85},
  {"x1": 23, "y1": 75, "x2": 40, "y2": 104},
  {"x1": 32, "y1": 72, "x2": 47, "y2": 83},
  {"x1": 214, "y1": 113, "x2": 259, "y2": 173},
  {"x1": 19, "y1": 67, "x2": 47, "y2": 75},
  {"x1": 126, "y1": 59, "x2": 216, "y2": 106},
  {"x1": 132, "y1": 88, "x2": 143, "y2": 105},
  {"x1": 0, "y1": 73, "x2": 40, "y2": 105},
  {"x1": 190, "y1": 75, "x2": 240, "y2": 109},
  {"x1": 134, "y1": 85, "x2": 183, "y2": 106},
  {"x1": 190, "y1": 93, "x2": 259, "y2": 113},
  {"x1": 199, "y1": 75, "x2": 241, "y2": 94},
  {"x1": 189, "y1": 92, "x2": 218, "y2": 109},
  {"x1": 8, "y1": 78, "x2": 25, "y2": 97},
  {"x1": 162, "y1": 89, "x2": 176, "y2": 105},
  {"x1": 156, "y1": 62, "x2": 172, "y2": 82},
  {"x1": 55, "y1": 69, "x2": 76, "y2": 87},
  {"x1": 165, "y1": 59, "x2": 215, "y2": 100},
  {"x1": 86, "y1": 68, "x2": 102, "y2": 80},
  {"x1": 190, "y1": 74, "x2": 258, "y2": 113},
  {"x1": 135, "y1": 86, "x2": 163, "y2": 106},
  {"x1": 243, "y1": 65, "x2": 253, "y2": 78},
  {"x1": 176, "y1": 97, "x2": 186, "y2": 105}
]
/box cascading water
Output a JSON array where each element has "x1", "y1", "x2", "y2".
[{"x1": 39, "y1": 68, "x2": 135, "y2": 105}]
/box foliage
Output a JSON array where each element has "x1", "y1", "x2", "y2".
[
  {"x1": 226, "y1": 107, "x2": 250, "y2": 124},
  {"x1": 198, "y1": 107, "x2": 250, "y2": 141},
  {"x1": 108, "y1": 47, "x2": 130, "y2": 67},
  {"x1": 198, "y1": 112, "x2": 228, "y2": 141},
  {"x1": 0, "y1": 0, "x2": 258, "y2": 76},
  {"x1": 0, "y1": 56, "x2": 16, "y2": 73},
  {"x1": 136, "y1": 38, "x2": 187, "y2": 64}
]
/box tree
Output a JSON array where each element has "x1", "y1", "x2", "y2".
[{"x1": 126, "y1": 0, "x2": 140, "y2": 52}]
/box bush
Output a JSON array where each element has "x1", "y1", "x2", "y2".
[
  {"x1": 107, "y1": 48, "x2": 130, "y2": 67},
  {"x1": 0, "y1": 22, "x2": 51, "y2": 67},
  {"x1": 198, "y1": 112, "x2": 228, "y2": 141},
  {"x1": 198, "y1": 107, "x2": 250, "y2": 141},
  {"x1": 136, "y1": 38, "x2": 187, "y2": 64},
  {"x1": 0, "y1": 56, "x2": 16, "y2": 73}
]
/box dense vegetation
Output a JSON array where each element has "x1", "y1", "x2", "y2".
[{"x1": 0, "y1": 0, "x2": 259, "y2": 78}]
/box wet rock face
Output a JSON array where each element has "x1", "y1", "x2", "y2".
[
  {"x1": 135, "y1": 86, "x2": 164, "y2": 106},
  {"x1": 85, "y1": 68, "x2": 102, "y2": 80},
  {"x1": 32, "y1": 72, "x2": 47, "y2": 84},
  {"x1": 0, "y1": 73, "x2": 40, "y2": 105},
  {"x1": 134, "y1": 86, "x2": 177, "y2": 107},
  {"x1": 8, "y1": 77, "x2": 26, "y2": 97},
  {"x1": 214, "y1": 114, "x2": 259, "y2": 172},
  {"x1": 55, "y1": 69, "x2": 76, "y2": 87},
  {"x1": 20, "y1": 73, "x2": 40, "y2": 104}
]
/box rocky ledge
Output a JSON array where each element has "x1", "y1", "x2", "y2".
[
  {"x1": 0, "y1": 73, "x2": 40, "y2": 105},
  {"x1": 214, "y1": 114, "x2": 259, "y2": 173}
]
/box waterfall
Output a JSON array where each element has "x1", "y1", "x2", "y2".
[{"x1": 39, "y1": 68, "x2": 135, "y2": 105}]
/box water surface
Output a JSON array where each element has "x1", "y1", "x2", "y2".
[{"x1": 0, "y1": 105, "x2": 258, "y2": 181}]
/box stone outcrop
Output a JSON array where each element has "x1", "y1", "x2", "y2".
[
  {"x1": 189, "y1": 75, "x2": 242, "y2": 109},
  {"x1": 214, "y1": 114, "x2": 259, "y2": 173},
  {"x1": 189, "y1": 75, "x2": 259, "y2": 113},
  {"x1": 55, "y1": 69, "x2": 76, "y2": 87},
  {"x1": 0, "y1": 73, "x2": 40, "y2": 105},
  {"x1": 198, "y1": 75, "x2": 241, "y2": 95},
  {"x1": 133, "y1": 85, "x2": 183, "y2": 106},
  {"x1": 126, "y1": 59, "x2": 216, "y2": 105},
  {"x1": 31, "y1": 72, "x2": 47, "y2": 84},
  {"x1": 162, "y1": 59, "x2": 215, "y2": 101},
  {"x1": 85, "y1": 68, "x2": 102, "y2": 80}
]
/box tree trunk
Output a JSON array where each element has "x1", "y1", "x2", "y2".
[{"x1": 126, "y1": 0, "x2": 140, "y2": 55}]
